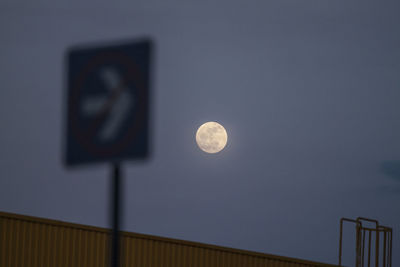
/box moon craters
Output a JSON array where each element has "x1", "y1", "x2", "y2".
[{"x1": 196, "y1": 122, "x2": 227, "y2": 153}]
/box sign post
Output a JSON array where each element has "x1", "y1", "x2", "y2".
[
  {"x1": 65, "y1": 39, "x2": 152, "y2": 267},
  {"x1": 111, "y1": 163, "x2": 121, "y2": 267}
]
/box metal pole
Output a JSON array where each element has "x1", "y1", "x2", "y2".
[
  {"x1": 362, "y1": 229, "x2": 366, "y2": 267},
  {"x1": 376, "y1": 228, "x2": 379, "y2": 267},
  {"x1": 110, "y1": 163, "x2": 122, "y2": 267},
  {"x1": 389, "y1": 229, "x2": 392, "y2": 267},
  {"x1": 356, "y1": 224, "x2": 361, "y2": 267},
  {"x1": 368, "y1": 230, "x2": 371, "y2": 267},
  {"x1": 383, "y1": 229, "x2": 387, "y2": 267}
]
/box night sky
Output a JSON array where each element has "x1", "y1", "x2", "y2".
[{"x1": 1, "y1": 0, "x2": 399, "y2": 265}]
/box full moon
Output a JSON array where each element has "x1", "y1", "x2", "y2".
[{"x1": 196, "y1": 121, "x2": 228, "y2": 153}]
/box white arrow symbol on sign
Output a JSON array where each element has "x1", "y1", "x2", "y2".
[{"x1": 81, "y1": 67, "x2": 134, "y2": 141}]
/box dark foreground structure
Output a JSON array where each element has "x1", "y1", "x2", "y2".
[{"x1": 0, "y1": 211, "x2": 337, "y2": 267}]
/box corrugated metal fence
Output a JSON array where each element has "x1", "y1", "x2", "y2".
[{"x1": 0, "y1": 211, "x2": 337, "y2": 267}]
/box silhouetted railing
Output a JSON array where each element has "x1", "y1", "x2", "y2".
[{"x1": 339, "y1": 217, "x2": 392, "y2": 267}]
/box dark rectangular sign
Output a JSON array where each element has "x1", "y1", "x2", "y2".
[{"x1": 65, "y1": 39, "x2": 152, "y2": 166}]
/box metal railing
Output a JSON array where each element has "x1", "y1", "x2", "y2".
[{"x1": 339, "y1": 217, "x2": 392, "y2": 267}]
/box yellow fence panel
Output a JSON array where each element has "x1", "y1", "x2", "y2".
[{"x1": 0, "y1": 211, "x2": 337, "y2": 267}]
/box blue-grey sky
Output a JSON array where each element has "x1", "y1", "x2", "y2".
[{"x1": 1, "y1": 0, "x2": 400, "y2": 265}]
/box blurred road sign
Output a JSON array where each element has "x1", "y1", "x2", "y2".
[{"x1": 65, "y1": 39, "x2": 152, "y2": 166}]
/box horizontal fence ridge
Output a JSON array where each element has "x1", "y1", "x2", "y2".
[{"x1": 1, "y1": 211, "x2": 337, "y2": 267}]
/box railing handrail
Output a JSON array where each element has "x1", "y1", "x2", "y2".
[
  {"x1": 339, "y1": 217, "x2": 392, "y2": 267},
  {"x1": 339, "y1": 218, "x2": 362, "y2": 267}
]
